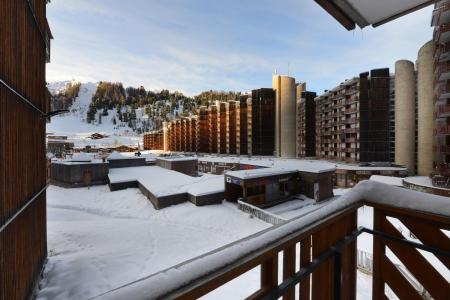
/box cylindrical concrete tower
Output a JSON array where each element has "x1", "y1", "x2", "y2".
[
  {"x1": 417, "y1": 41, "x2": 435, "y2": 176},
  {"x1": 163, "y1": 121, "x2": 169, "y2": 152},
  {"x1": 273, "y1": 75, "x2": 296, "y2": 158},
  {"x1": 395, "y1": 60, "x2": 416, "y2": 174}
]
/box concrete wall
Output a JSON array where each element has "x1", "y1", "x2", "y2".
[
  {"x1": 273, "y1": 75, "x2": 296, "y2": 158},
  {"x1": 156, "y1": 158, "x2": 198, "y2": 176},
  {"x1": 417, "y1": 41, "x2": 435, "y2": 176},
  {"x1": 395, "y1": 60, "x2": 416, "y2": 174},
  {"x1": 107, "y1": 158, "x2": 146, "y2": 168},
  {"x1": 50, "y1": 162, "x2": 109, "y2": 187}
]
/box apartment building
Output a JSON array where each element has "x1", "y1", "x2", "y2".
[
  {"x1": 250, "y1": 88, "x2": 276, "y2": 156},
  {"x1": 1, "y1": 1, "x2": 52, "y2": 298},
  {"x1": 156, "y1": 88, "x2": 276, "y2": 156},
  {"x1": 199, "y1": 106, "x2": 210, "y2": 153},
  {"x1": 315, "y1": 69, "x2": 391, "y2": 163},
  {"x1": 297, "y1": 91, "x2": 316, "y2": 157},
  {"x1": 237, "y1": 95, "x2": 249, "y2": 156},
  {"x1": 432, "y1": 1, "x2": 450, "y2": 185},
  {"x1": 143, "y1": 130, "x2": 164, "y2": 150}
]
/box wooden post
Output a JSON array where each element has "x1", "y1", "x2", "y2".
[
  {"x1": 261, "y1": 255, "x2": 278, "y2": 292},
  {"x1": 372, "y1": 208, "x2": 385, "y2": 300},
  {"x1": 283, "y1": 244, "x2": 296, "y2": 300},
  {"x1": 300, "y1": 236, "x2": 311, "y2": 300}
]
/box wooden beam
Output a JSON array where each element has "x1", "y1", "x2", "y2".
[{"x1": 314, "y1": 0, "x2": 356, "y2": 30}]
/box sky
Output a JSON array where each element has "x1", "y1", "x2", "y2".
[{"x1": 46, "y1": 0, "x2": 434, "y2": 96}]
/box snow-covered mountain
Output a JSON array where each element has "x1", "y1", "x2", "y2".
[
  {"x1": 47, "y1": 81, "x2": 155, "y2": 132},
  {"x1": 46, "y1": 80, "x2": 197, "y2": 148},
  {"x1": 46, "y1": 81, "x2": 143, "y2": 147}
]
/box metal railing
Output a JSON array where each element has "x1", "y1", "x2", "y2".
[{"x1": 237, "y1": 200, "x2": 287, "y2": 225}]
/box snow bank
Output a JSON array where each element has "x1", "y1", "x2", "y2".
[
  {"x1": 71, "y1": 152, "x2": 92, "y2": 162},
  {"x1": 38, "y1": 185, "x2": 269, "y2": 300},
  {"x1": 369, "y1": 175, "x2": 404, "y2": 187},
  {"x1": 187, "y1": 176, "x2": 224, "y2": 196},
  {"x1": 226, "y1": 167, "x2": 298, "y2": 180},
  {"x1": 97, "y1": 180, "x2": 450, "y2": 299},
  {"x1": 107, "y1": 151, "x2": 126, "y2": 160}
]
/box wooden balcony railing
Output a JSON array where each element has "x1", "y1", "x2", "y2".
[{"x1": 95, "y1": 181, "x2": 450, "y2": 300}]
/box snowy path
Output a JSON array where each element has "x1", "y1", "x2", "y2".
[{"x1": 37, "y1": 185, "x2": 270, "y2": 300}]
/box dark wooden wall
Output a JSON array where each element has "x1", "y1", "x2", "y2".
[{"x1": 0, "y1": 0, "x2": 49, "y2": 299}]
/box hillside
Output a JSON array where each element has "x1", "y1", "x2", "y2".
[
  {"x1": 46, "y1": 81, "x2": 243, "y2": 148},
  {"x1": 47, "y1": 81, "x2": 143, "y2": 147}
]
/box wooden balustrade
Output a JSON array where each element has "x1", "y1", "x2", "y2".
[{"x1": 95, "y1": 181, "x2": 450, "y2": 300}]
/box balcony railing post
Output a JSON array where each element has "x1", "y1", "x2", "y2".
[
  {"x1": 261, "y1": 254, "x2": 278, "y2": 293},
  {"x1": 333, "y1": 251, "x2": 342, "y2": 300},
  {"x1": 299, "y1": 236, "x2": 311, "y2": 300},
  {"x1": 372, "y1": 208, "x2": 385, "y2": 300},
  {"x1": 282, "y1": 244, "x2": 296, "y2": 300}
]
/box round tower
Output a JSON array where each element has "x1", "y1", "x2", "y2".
[
  {"x1": 395, "y1": 60, "x2": 416, "y2": 174},
  {"x1": 417, "y1": 41, "x2": 435, "y2": 176},
  {"x1": 272, "y1": 75, "x2": 296, "y2": 158},
  {"x1": 163, "y1": 121, "x2": 169, "y2": 152}
]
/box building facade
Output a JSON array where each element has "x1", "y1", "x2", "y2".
[
  {"x1": 315, "y1": 69, "x2": 391, "y2": 163},
  {"x1": 297, "y1": 91, "x2": 316, "y2": 157},
  {"x1": 143, "y1": 130, "x2": 164, "y2": 150},
  {"x1": 432, "y1": 1, "x2": 450, "y2": 186},
  {"x1": 156, "y1": 88, "x2": 276, "y2": 157},
  {"x1": 1, "y1": 0, "x2": 51, "y2": 298},
  {"x1": 250, "y1": 88, "x2": 276, "y2": 156}
]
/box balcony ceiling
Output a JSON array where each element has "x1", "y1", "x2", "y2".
[{"x1": 315, "y1": 0, "x2": 438, "y2": 30}]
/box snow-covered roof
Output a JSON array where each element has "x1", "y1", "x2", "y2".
[
  {"x1": 226, "y1": 167, "x2": 298, "y2": 180},
  {"x1": 369, "y1": 175, "x2": 404, "y2": 187},
  {"x1": 198, "y1": 156, "x2": 336, "y2": 174},
  {"x1": 71, "y1": 152, "x2": 92, "y2": 162},
  {"x1": 97, "y1": 180, "x2": 450, "y2": 299},
  {"x1": 107, "y1": 151, "x2": 126, "y2": 160},
  {"x1": 108, "y1": 166, "x2": 224, "y2": 197},
  {"x1": 187, "y1": 176, "x2": 224, "y2": 196},
  {"x1": 404, "y1": 176, "x2": 450, "y2": 191}
]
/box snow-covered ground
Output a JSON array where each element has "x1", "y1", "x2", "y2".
[
  {"x1": 38, "y1": 183, "x2": 448, "y2": 299},
  {"x1": 37, "y1": 185, "x2": 270, "y2": 300}
]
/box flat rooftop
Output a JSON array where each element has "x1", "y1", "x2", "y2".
[
  {"x1": 199, "y1": 156, "x2": 336, "y2": 174},
  {"x1": 108, "y1": 166, "x2": 223, "y2": 197},
  {"x1": 198, "y1": 156, "x2": 407, "y2": 172},
  {"x1": 226, "y1": 167, "x2": 299, "y2": 180}
]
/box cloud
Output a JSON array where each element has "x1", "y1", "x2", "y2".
[{"x1": 46, "y1": 0, "x2": 435, "y2": 96}]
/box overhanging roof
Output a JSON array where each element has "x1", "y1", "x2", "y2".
[{"x1": 315, "y1": 0, "x2": 438, "y2": 30}]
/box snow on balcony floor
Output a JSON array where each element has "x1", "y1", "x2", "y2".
[{"x1": 37, "y1": 185, "x2": 270, "y2": 300}]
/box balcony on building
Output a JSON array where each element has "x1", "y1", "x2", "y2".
[
  {"x1": 431, "y1": 1, "x2": 450, "y2": 27},
  {"x1": 434, "y1": 41, "x2": 450, "y2": 63},
  {"x1": 434, "y1": 143, "x2": 450, "y2": 154},
  {"x1": 437, "y1": 103, "x2": 450, "y2": 117},
  {"x1": 435, "y1": 81, "x2": 450, "y2": 100},
  {"x1": 435, "y1": 124, "x2": 450, "y2": 135},
  {"x1": 435, "y1": 61, "x2": 450, "y2": 82},
  {"x1": 433, "y1": 23, "x2": 450, "y2": 43}
]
